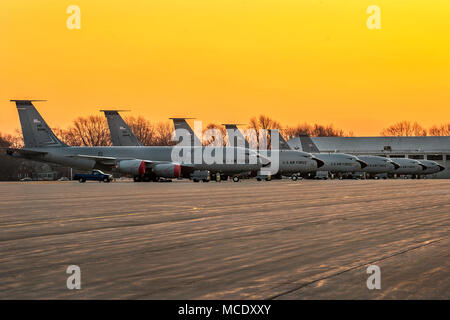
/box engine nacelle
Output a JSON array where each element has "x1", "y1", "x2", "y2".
[
  {"x1": 116, "y1": 160, "x2": 146, "y2": 176},
  {"x1": 153, "y1": 163, "x2": 181, "y2": 178}
]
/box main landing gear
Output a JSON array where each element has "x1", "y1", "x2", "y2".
[{"x1": 133, "y1": 174, "x2": 161, "y2": 182}]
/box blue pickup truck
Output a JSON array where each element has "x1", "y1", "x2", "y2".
[{"x1": 73, "y1": 170, "x2": 113, "y2": 183}]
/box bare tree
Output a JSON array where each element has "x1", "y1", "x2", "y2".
[
  {"x1": 247, "y1": 115, "x2": 282, "y2": 148},
  {"x1": 202, "y1": 123, "x2": 226, "y2": 146},
  {"x1": 0, "y1": 131, "x2": 23, "y2": 148},
  {"x1": 283, "y1": 123, "x2": 311, "y2": 139},
  {"x1": 283, "y1": 123, "x2": 345, "y2": 138},
  {"x1": 57, "y1": 116, "x2": 112, "y2": 146},
  {"x1": 124, "y1": 116, "x2": 156, "y2": 145},
  {"x1": 381, "y1": 121, "x2": 427, "y2": 136},
  {"x1": 153, "y1": 122, "x2": 176, "y2": 146},
  {"x1": 428, "y1": 124, "x2": 450, "y2": 136},
  {"x1": 311, "y1": 124, "x2": 345, "y2": 137}
]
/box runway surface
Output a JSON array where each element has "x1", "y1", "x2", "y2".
[{"x1": 0, "y1": 179, "x2": 449, "y2": 299}]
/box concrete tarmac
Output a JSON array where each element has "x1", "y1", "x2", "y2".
[{"x1": 0, "y1": 179, "x2": 449, "y2": 299}]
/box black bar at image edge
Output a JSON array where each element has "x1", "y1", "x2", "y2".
[{"x1": 0, "y1": 300, "x2": 447, "y2": 318}]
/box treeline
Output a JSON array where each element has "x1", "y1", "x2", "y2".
[
  {"x1": 53, "y1": 115, "x2": 176, "y2": 147},
  {"x1": 380, "y1": 121, "x2": 450, "y2": 137},
  {"x1": 0, "y1": 114, "x2": 351, "y2": 148},
  {"x1": 1, "y1": 116, "x2": 449, "y2": 149}
]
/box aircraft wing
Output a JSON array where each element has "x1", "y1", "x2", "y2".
[
  {"x1": 66, "y1": 154, "x2": 119, "y2": 166},
  {"x1": 67, "y1": 154, "x2": 196, "y2": 170}
]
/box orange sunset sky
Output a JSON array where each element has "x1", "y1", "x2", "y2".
[{"x1": 1, "y1": 0, "x2": 449, "y2": 136}]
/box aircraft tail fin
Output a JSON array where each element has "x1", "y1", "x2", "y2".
[
  {"x1": 11, "y1": 100, "x2": 67, "y2": 148},
  {"x1": 170, "y1": 118, "x2": 202, "y2": 146},
  {"x1": 269, "y1": 129, "x2": 292, "y2": 150},
  {"x1": 223, "y1": 124, "x2": 250, "y2": 148},
  {"x1": 299, "y1": 134, "x2": 320, "y2": 153},
  {"x1": 101, "y1": 110, "x2": 143, "y2": 146}
]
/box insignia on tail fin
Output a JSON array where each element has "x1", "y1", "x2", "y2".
[
  {"x1": 101, "y1": 110, "x2": 143, "y2": 146},
  {"x1": 11, "y1": 100, "x2": 67, "y2": 148}
]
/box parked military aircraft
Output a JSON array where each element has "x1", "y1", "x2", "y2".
[
  {"x1": 390, "y1": 158, "x2": 427, "y2": 176},
  {"x1": 286, "y1": 134, "x2": 367, "y2": 177},
  {"x1": 291, "y1": 134, "x2": 441, "y2": 177},
  {"x1": 170, "y1": 121, "x2": 323, "y2": 181},
  {"x1": 6, "y1": 100, "x2": 264, "y2": 182},
  {"x1": 418, "y1": 159, "x2": 445, "y2": 175},
  {"x1": 218, "y1": 124, "x2": 325, "y2": 180},
  {"x1": 353, "y1": 155, "x2": 400, "y2": 175},
  {"x1": 102, "y1": 111, "x2": 213, "y2": 182}
]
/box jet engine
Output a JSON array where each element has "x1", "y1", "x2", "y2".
[
  {"x1": 153, "y1": 163, "x2": 182, "y2": 178},
  {"x1": 116, "y1": 160, "x2": 146, "y2": 176}
]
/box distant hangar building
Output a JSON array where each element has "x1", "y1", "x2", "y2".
[{"x1": 288, "y1": 136, "x2": 450, "y2": 178}]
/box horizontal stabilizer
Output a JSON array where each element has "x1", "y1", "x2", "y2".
[{"x1": 3, "y1": 147, "x2": 48, "y2": 156}]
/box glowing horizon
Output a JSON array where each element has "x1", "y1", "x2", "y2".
[{"x1": 1, "y1": 0, "x2": 449, "y2": 136}]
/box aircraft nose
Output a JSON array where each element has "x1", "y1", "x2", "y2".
[
  {"x1": 312, "y1": 157, "x2": 325, "y2": 168},
  {"x1": 356, "y1": 159, "x2": 367, "y2": 169},
  {"x1": 390, "y1": 161, "x2": 400, "y2": 170},
  {"x1": 438, "y1": 165, "x2": 446, "y2": 172}
]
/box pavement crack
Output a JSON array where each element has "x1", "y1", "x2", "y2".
[{"x1": 268, "y1": 237, "x2": 446, "y2": 300}]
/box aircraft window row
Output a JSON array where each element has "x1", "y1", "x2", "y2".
[
  {"x1": 329, "y1": 163, "x2": 352, "y2": 166},
  {"x1": 282, "y1": 161, "x2": 307, "y2": 165}
]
